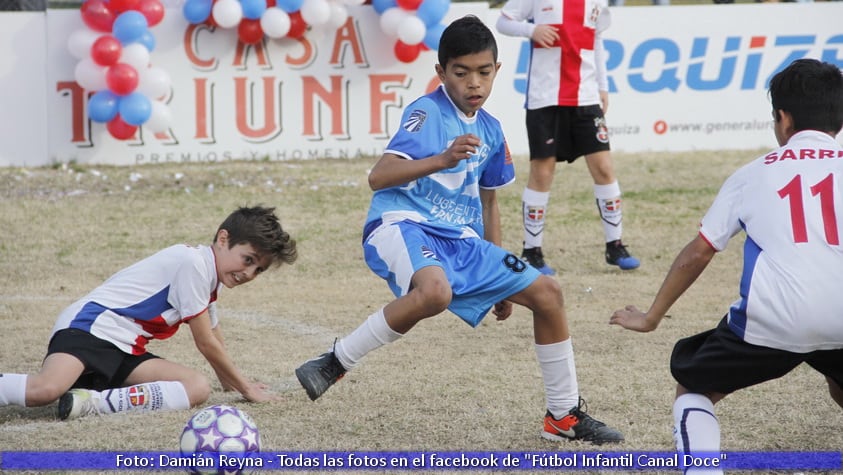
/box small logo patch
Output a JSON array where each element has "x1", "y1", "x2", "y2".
[
  {"x1": 128, "y1": 385, "x2": 147, "y2": 407},
  {"x1": 403, "y1": 110, "x2": 427, "y2": 133},
  {"x1": 595, "y1": 117, "x2": 610, "y2": 143},
  {"x1": 420, "y1": 245, "x2": 439, "y2": 261}
]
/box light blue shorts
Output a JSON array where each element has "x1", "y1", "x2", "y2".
[{"x1": 363, "y1": 221, "x2": 541, "y2": 327}]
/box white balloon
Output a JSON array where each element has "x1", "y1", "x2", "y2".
[
  {"x1": 379, "y1": 7, "x2": 410, "y2": 38},
  {"x1": 300, "y1": 0, "x2": 331, "y2": 26},
  {"x1": 397, "y1": 14, "x2": 426, "y2": 45},
  {"x1": 212, "y1": 0, "x2": 244, "y2": 29},
  {"x1": 145, "y1": 100, "x2": 173, "y2": 133},
  {"x1": 327, "y1": 2, "x2": 348, "y2": 28},
  {"x1": 120, "y1": 44, "x2": 151, "y2": 71},
  {"x1": 137, "y1": 66, "x2": 172, "y2": 99},
  {"x1": 74, "y1": 58, "x2": 108, "y2": 91},
  {"x1": 68, "y1": 29, "x2": 102, "y2": 60},
  {"x1": 260, "y1": 8, "x2": 291, "y2": 38},
  {"x1": 343, "y1": 0, "x2": 365, "y2": 6}
]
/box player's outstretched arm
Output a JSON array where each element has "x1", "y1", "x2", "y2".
[
  {"x1": 188, "y1": 312, "x2": 278, "y2": 402},
  {"x1": 610, "y1": 235, "x2": 715, "y2": 332}
]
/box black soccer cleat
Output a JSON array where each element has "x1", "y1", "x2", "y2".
[
  {"x1": 605, "y1": 240, "x2": 640, "y2": 270},
  {"x1": 521, "y1": 247, "x2": 556, "y2": 275},
  {"x1": 542, "y1": 398, "x2": 624, "y2": 445},
  {"x1": 295, "y1": 351, "x2": 346, "y2": 401}
]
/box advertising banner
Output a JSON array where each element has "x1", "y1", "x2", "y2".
[{"x1": 1, "y1": 2, "x2": 841, "y2": 166}]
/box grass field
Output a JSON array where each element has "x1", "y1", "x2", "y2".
[{"x1": 1, "y1": 151, "x2": 842, "y2": 474}]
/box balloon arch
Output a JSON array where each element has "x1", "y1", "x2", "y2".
[{"x1": 69, "y1": 0, "x2": 450, "y2": 140}]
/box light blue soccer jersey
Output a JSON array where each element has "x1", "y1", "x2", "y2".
[{"x1": 364, "y1": 86, "x2": 515, "y2": 241}]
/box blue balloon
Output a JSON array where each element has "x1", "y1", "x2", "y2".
[
  {"x1": 240, "y1": 0, "x2": 266, "y2": 20},
  {"x1": 423, "y1": 22, "x2": 446, "y2": 51},
  {"x1": 118, "y1": 92, "x2": 152, "y2": 126},
  {"x1": 113, "y1": 11, "x2": 149, "y2": 45},
  {"x1": 88, "y1": 90, "x2": 119, "y2": 123},
  {"x1": 276, "y1": 0, "x2": 303, "y2": 13},
  {"x1": 182, "y1": 0, "x2": 212, "y2": 24},
  {"x1": 416, "y1": 0, "x2": 448, "y2": 27},
  {"x1": 371, "y1": 0, "x2": 396, "y2": 15},
  {"x1": 137, "y1": 30, "x2": 156, "y2": 52}
]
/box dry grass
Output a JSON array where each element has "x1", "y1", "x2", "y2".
[{"x1": 1, "y1": 151, "x2": 841, "y2": 474}]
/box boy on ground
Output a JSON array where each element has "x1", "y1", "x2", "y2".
[
  {"x1": 295, "y1": 15, "x2": 623, "y2": 445},
  {"x1": 496, "y1": 0, "x2": 640, "y2": 274},
  {"x1": 610, "y1": 59, "x2": 843, "y2": 473},
  {"x1": 0, "y1": 206, "x2": 297, "y2": 419}
]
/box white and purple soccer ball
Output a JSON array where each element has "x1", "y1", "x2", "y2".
[{"x1": 179, "y1": 405, "x2": 261, "y2": 474}]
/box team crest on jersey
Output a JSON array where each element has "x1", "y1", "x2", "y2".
[
  {"x1": 403, "y1": 110, "x2": 427, "y2": 133},
  {"x1": 129, "y1": 385, "x2": 147, "y2": 407},
  {"x1": 420, "y1": 245, "x2": 439, "y2": 261},
  {"x1": 594, "y1": 117, "x2": 609, "y2": 143}
]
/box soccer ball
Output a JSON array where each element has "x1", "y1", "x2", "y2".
[{"x1": 179, "y1": 405, "x2": 261, "y2": 475}]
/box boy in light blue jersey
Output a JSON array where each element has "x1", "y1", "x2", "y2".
[{"x1": 296, "y1": 15, "x2": 622, "y2": 444}]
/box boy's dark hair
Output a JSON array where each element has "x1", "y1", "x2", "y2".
[
  {"x1": 216, "y1": 206, "x2": 297, "y2": 266},
  {"x1": 437, "y1": 15, "x2": 498, "y2": 69},
  {"x1": 769, "y1": 58, "x2": 843, "y2": 134}
]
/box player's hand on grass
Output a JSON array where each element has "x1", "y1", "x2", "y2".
[
  {"x1": 493, "y1": 300, "x2": 513, "y2": 321},
  {"x1": 242, "y1": 381, "x2": 279, "y2": 403},
  {"x1": 609, "y1": 305, "x2": 660, "y2": 333}
]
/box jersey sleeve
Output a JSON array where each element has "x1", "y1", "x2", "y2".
[
  {"x1": 168, "y1": 253, "x2": 214, "y2": 321},
  {"x1": 384, "y1": 97, "x2": 443, "y2": 161},
  {"x1": 699, "y1": 167, "x2": 747, "y2": 251},
  {"x1": 479, "y1": 138, "x2": 515, "y2": 190},
  {"x1": 499, "y1": 0, "x2": 534, "y2": 23}
]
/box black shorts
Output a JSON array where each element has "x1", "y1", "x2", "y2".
[
  {"x1": 526, "y1": 105, "x2": 611, "y2": 163},
  {"x1": 671, "y1": 316, "x2": 843, "y2": 395},
  {"x1": 47, "y1": 328, "x2": 159, "y2": 391}
]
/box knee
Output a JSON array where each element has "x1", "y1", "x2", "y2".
[
  {"x1": 531, "y1": 276, "x2": 564, "y2": 310},
  {"x1": 412, "y1": 278, "x2": 452, "y2": 316},
  {"x1": 25, "y1": 376, "x2": 69, "y2": 407},
  {"x1": 181, "y1": 373, "x2": 212, "y2": 406}
]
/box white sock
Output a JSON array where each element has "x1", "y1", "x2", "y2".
[
  {"x1": 0, "y1": 374, "x2": 27, "y2": 407},
  {"x1": 335, "y1": 309, "x2": 402, "y2": 370},
  {"x1": 100, "y1": 381, "x2": 190, "y2": 413},
  {"x1": 535, "y1": 339, "x2": 579, "y2": 418},
  {"x1": 594, "y1": 182, "x2": 623, "y2": 242},
  {"x1": 522, "y1": 188, "x2": 550, "y2": 249},
  {"x1": 673, "y1": 393, "x2": 723, "y2": 475}
]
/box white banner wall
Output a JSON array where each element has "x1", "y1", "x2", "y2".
[{"x1": 2, "y1": 2, "x2": 842, "y2": 166}]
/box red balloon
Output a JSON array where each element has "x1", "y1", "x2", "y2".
[
  {"x1": 80, "y1": 0, "x2": 116, "y2": 33},
  {"x1": 396, "y1": 0, "x2": 422, "y2": 10},
  {"x1": 90, "y1": 35, "x2": 122, "y2": 67},
  {"x1": 137, "y1": 0, "x2": 165, "y2": 27},
  {"x1": 266, "y1": 0, "x2": 276, "y2": 6},
  {"x1": 107, "y1": 115, "x2": 138, "y2": 140},
  {"x1": 394, "y1": 40, "x2": 422, "y2": 63},
  {"x1": 286, "y1": 11, "x2": 307, "y2": 39},
  {"x1": 238, "y1": 19, "x2": 264, "y2": 45},
  {"x1": 108, "y1": 0, "x2": 140, "y2": 13},
  {"x1": 106, "y1": 63, "x2": 139, "y2": 96}
]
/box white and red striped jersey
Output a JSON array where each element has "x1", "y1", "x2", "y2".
[
  {"x1": 52, "y1": 244, "x2": 220, "y2": 355},
  {"x1": 497, "y1": 0, "x2": 611, "y2": 109},
  {"x1": 700, "y1": 130, "x2": 843, "y2": 353}
]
